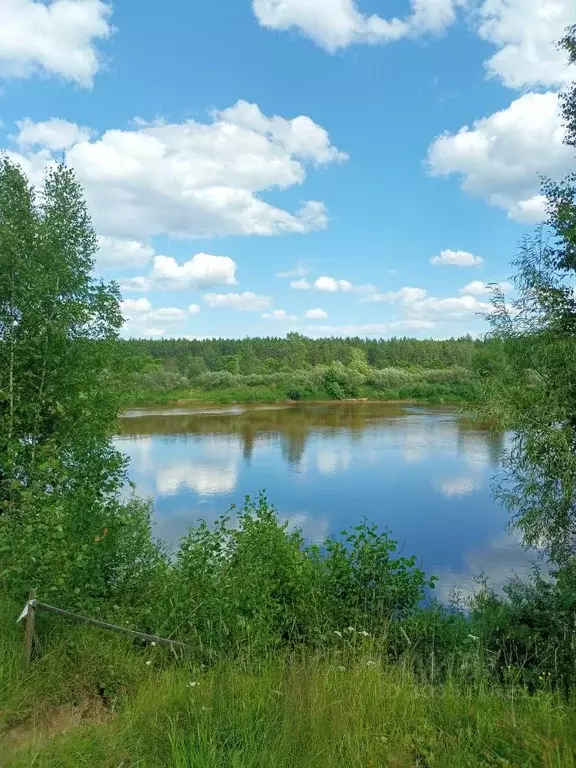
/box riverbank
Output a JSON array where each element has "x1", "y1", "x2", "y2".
[
  {"x1": 2, "y1": 625, "x2": 573, "y2": 767},
  {"x1": 124, "y1": 381, "x2": 482, "y2": 408}
]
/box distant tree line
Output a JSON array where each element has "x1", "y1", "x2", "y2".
[
  {"x1": 119, "y1": 333, "x2": 505, "y2": 404},
  {"x1": 122, "y1": 333, "x2": 503, "y2": 377}
]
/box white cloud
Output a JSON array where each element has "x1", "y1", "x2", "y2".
[
  {"x1": 0, "y1": 0, "x2": 112, "y2": 86},
  {"x1": 118, "y1": 276, "x2": 152, "y2": 293},
  {"x1": 120, "y1": 253, "x2": 238, "y2": 293},
  {"x1": 430, "y1": 249, "x2": 484, "y2": 267},
  {"x1": 121, "y1": 298, "x2": 199, "y2": 338},
  {"x1": 407, "y1": 294, "x2": 490, "y2": 319},
  {"x1": 7, "y1": 101, "x2": 345, "y2": 240},
  {"x1": 475, "y1": 0, "x2": 576, "y2": 90},
  {"x1": 16, "y1": 118, "x2": 93, "y2": 150},
  {"x1": 304, "y1": 308, "x2": 328, "y2": 319},
  {"x1": 291, "y1": 275, "x2": 353, "y2": 292},
  {"x1": 121, "y1": 297, "x2": 151, "y2": 317},
  {"x1": 427, "y1": 92, "x2": 574, "y2": 223},
  {"x1": 149, "y1": 253, "x2": 237, "y2": 291},
  {"x1": 277, "y1": 263, "x2": 308, "y2": 278},
  {"x1": 460, "y1": 280, "x2": 511, "y2": 296},
  {"x1": 203, "y1": 292, "x2": 273, "y2": 311},
  {"x1": 262, "y1": 309, "x2": 298, "y2": 320},
  {"x1": 306, "y1": 320, "x2": 437, "y2": 337},
  {"x1": 364, "y1": 287, "x2": 428, "y2": 303},
  {"x1": 291, "y1": 278, "x2": 312, "y2": 290},
  {"x1": 96, "y1": 236, "x2": 155, "y2": 269},
  {"x1": 252, "y1": 0, "x2": 463, "y2": 52}
]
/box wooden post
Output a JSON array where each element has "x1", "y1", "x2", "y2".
[{"x1": 22, "y1": 589, "x2": 37, "y2": 669}]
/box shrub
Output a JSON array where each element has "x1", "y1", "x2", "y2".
[
  {"x1": 198, "y1": 371, "x2": 240, "y2": 390},
  {"x1": 323, "y1": 362, "x2": 365, "y2": 399},
  {"x1": 367, "y1": 367, "x2": 417, "y2": 390}
]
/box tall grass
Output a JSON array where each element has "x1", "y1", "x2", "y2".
[{"x1": 2, "y1": 629, "x2": 575, "y2": 767}]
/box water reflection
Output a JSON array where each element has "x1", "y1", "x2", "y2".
[{"x1": 116, "y1": 403, "x2": 531, "y2": 596}]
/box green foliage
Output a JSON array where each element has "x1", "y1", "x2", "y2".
[
  {"x1": 4, "y1": 647, "x2": 575, "y2": 768},
  {"x1": 481, "y1": 30, "x2": 576, "y2": 565},
  {"x1": 0, "y1": 159, "x2": 166, "y2": 615},
  {"x1": 168, "y1": 494, "x2": 431, "y2": 656}
]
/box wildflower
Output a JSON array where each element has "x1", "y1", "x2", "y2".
[
  {"x1": 145, "y1": 660, "x2": 152, "y2": 666},
  {"x1": 346, "y1": 626, "x2": 356, "y2": 633},
  {"x1": 366, "y1": 660, "x2": 376, "y2": 666},
  {"x1": 467, "y1": 634, "x2": 479, "y2": 641},
  {"x1": 360, "y1": 630, "x2": 369, "y2": 637},
  {"x1": 334, "y1": 630, "x2": 342, "y2": 638},
  {"x1": 337, "y1": 665, "x2": 346, "y2": 672},
  {"x1": 150, "y1": 641, "x2": 156, "y2": 647},
  {"x1": 189, "y1": 681, "x2": 198, "y2": 687}
]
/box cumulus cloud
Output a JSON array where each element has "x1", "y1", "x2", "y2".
[
  {"x1": 362, "y1": 284, "x2": 491, "y2": 323},
  {"x1": 121, "y1": 297, "x2": 199, "y2": 338},
  {"x1": 428, "y1": 92, "x2": 575, "y2": 223},
  {"x1": 306, "y1": 320, "x2": 437, "y2": 337},
  {"x1": 364, "y1": 287, "x2": 427, "y2": 303},
  {"x1": 262, "y1": 309, "x2": 298, "y2": 320},
  {"x1": 407, "y1": 294, "x2": 490, "y2": 319},
  {"x1": 96, "y1": 236, "x2": 155, "y2": 269},
  {"x1": 203, "y1": 292, "x2": 273, "y2": 311},
  {"x1": 291, "y1": 275, "x2": 357, "y2": 292},
  {"x1": 277, "y1": 263, "x2": 308, "y2": 279},
  {"x1": 252, "y1": 0, "x2": 463, "y2": 52},
  {"x1": 475, "y1": 0, "x2": 576, "y2": 90},
  {"x1": 15, "y1": 118, "x2": 93, "y2": 150},
  {"x1": 5, "y1": 101, "x2": 345, "y2": 240},
  {"x1": 430, "y1": 249, "x2": 484, "y2": 267},
  {"x1": 0, "y1": 0, "x2": 113, "y2": 86},
  {"x1": 304, "y1": 308, "x2": 328, "y2": 319},
  {"x1": 119, "y1": 252, "x2": 238, "y2": 293},
  {"x1": 121, "y1": 297, "x2": 151, "y2": 317},
  {"x1": 460, "y1": 280, "x2": 511, "y2": 296}
]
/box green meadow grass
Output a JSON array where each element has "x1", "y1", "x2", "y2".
[{"x1": 1, "y1": 615, "x2": 574, "y2": 768}]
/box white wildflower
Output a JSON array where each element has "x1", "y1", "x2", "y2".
[
  {"x1": 360, "y1": 630, "x2": 369, "y2": 637},
  {"x1": 189, "y1": 681, "x2": 198, "y2": 687},
  {"x1": 366, "y1": 660, "x2": 376, "y2": 666},
  {"x1": 346, "y1": 626, "x2": 356, "y2": 632},
  {"x1": 467, "y1": 634, "x2": 479, "y2": 641},
  {"x1": 150, "y1": 641, "x2": 156, "y2": 647},
  {"x1": 337, "y1": 665, "x2": 346, "y2": 672},
  {"x1": 334, "y1": 630, "x2": 342, "y2": 638},
  {"x1": 145, "y1": 660, "x2": 152, "y2": 666}
]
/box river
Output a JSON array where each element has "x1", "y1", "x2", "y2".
[{"x1": 116, "y1": 402, "x2": 533, "y2": 599}]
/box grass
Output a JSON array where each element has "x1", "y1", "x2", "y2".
[{"x1": 2, "y1": 606, "x2": 575, "y2": 767}]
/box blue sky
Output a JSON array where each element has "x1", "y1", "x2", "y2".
[{"x1": 1, "y1": 0, "x2": 575, "y2": 339}]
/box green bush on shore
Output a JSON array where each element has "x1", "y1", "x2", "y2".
[{"x1": 124, "y1": 364, "x2": 480, "y2": 406}]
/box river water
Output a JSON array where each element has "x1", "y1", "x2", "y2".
[{"x1": 116, "y1": 402, "x2": 533, "y2": 599}]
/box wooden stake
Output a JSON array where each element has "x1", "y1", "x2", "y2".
[{"x1": 22, "y1": 589, "x2": 37, "y2": 669}]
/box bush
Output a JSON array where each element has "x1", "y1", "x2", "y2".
[
  {"x1": 136, "y1": 369, "x2": 190, "y2": 393},
  {"x1": 323, "y1": 362, "x2": 365, "y2": 399},
  {"x1": 198, "y1": 371, "x2": 241, "y2": 390},
  {"x1": 169, "y1": 494, "x2": 434, "y2": 655},
  {"x1": 367, "y1": 367, "x2": 417, "y2": 390}
]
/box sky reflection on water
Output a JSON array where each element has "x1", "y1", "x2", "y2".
[{"x1": 116, "y1": 402, "x2": 533, "y2": 598}]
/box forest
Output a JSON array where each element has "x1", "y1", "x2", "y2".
[{"x1": 121, "y1": 334, "x2": 501, "y2": 404}]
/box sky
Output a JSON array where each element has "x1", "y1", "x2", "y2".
[{"x1": 1, "y1": 0, "x2": 575, "y2": 340}]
